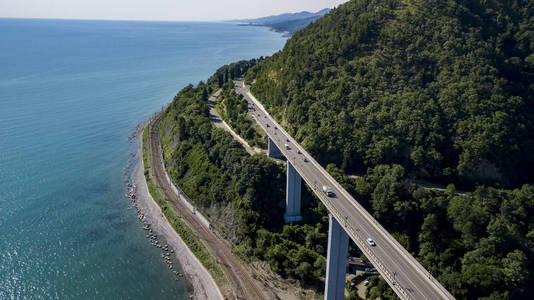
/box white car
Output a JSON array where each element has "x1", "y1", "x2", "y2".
[{"x1": 367, "y1": 238, "x2": 376, "y2": 247}]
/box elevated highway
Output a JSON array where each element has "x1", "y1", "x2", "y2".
[{"x1": 234, "y1": 80, "x2": 454, "y2": 300}]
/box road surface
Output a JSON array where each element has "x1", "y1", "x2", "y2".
[
  {"x1": 207, "y1": 89, "x2": 261, "y2": 155},
  {"x1": 234, "y1": 80, "x2": 454, "y2": 300}
]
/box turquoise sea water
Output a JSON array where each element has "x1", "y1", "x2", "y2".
[{"x1": 0, "y1": 18, "x2": 285, "y2": 299}]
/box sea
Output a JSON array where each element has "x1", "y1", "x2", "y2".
[{"x1": 0, "y1": 18, "x2": 285, "y2": 299}]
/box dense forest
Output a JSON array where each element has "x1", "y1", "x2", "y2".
[
  {"x1": 248, "y1": 0, "x2": 534, "y2": 188},
  {"x1": 159, "y1": 82, "x2": 533, "y2": 299},
  {"x1": 157, "y1": 0, "x2": 534, "y2": 298},
  {"x1": 333, "y1": 164, "x2": 534, "y2": 299},
  {"x1": 242, "y1": 0, "x2": 533, "y2": 298}
]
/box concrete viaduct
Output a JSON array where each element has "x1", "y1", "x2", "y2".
[{"x1": 236, "y1": 80, "x2": 455, "y2": 300}]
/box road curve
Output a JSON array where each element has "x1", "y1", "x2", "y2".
[
  {"x1": 149, "y1": 115, "x2": 269, "y2": 300},
  {"x1": 234, "y1": 80, "x2": 455, "y2": 300}
]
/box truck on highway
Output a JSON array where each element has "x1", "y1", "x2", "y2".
[{"x1": 323, "y1": 185, "x2": 334, "y2": 197}]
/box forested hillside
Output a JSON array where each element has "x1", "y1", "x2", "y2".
[
  {"x1": 247, "y1": 0, "x2": 534, "y2": 188},
  {"x1": 158, "y1": 84, "x2": 331, "y2": 290},
  {"x1": 158, "y1": 83, "x2": 533, "y2": 300},
  {"x1": 240, "y1": 0, "x2": 534, "y2": 298}
]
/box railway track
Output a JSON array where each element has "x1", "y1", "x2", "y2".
[{"x1": 148, "y1": 114, "x2": 268, "y2": 300}]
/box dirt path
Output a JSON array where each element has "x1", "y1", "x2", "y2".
[
  {"x1": 149, "y1": 115, "x2": 270, "y2": 300},
  {"x1": 207, "y1": 89, "x2": 263, "y2": 155}
]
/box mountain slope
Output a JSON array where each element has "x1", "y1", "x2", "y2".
[
  {"x1": 247, "y1": 0, "x2": 534, "y2": 188},
  {"x1": 236, "y1": 8, "x2": 330, "y2": 25},
  {"x1": 241, "y1": 1, "x2": 534, "y2": 299}
]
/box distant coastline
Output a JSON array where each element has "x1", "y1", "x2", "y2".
[
  {"x1": 230, "y1": 8, "x2": 330, "y2": 37},
  {"x1": 237, "y1": 23, "x2": 291, "y2": 37}
]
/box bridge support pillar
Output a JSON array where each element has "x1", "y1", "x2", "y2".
[
  {"x1": 268, "y1": 137, "x2": 282, "y2": 158},
  {"x1": 325, "y1": 214, "x2": 349, "y2": 300},
  {"x1": 284, "y1": 162, "x2": 302, "y2": 223}
]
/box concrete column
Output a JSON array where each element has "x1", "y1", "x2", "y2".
[
  {"x1": 268, "y1": 137, "x2": 282, "y2": 158},
  {"x1": 325, "y1": 214, "x2": 349, "y2": 300},
  {"x1": 284, "y1": 162, "x2": 302, "y2": 222}
]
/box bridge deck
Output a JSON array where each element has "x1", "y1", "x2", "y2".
[{"x1": 234, "y1": 80, "x2": 454, "y2": 300}]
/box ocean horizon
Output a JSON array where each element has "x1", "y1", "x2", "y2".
[{"x1": 0, "y1": 18, "x2": 286, "y2": 299}]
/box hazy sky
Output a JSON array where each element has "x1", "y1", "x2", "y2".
[{"x1": 0, "y1": 0, "x2": 349, "y2": 21}]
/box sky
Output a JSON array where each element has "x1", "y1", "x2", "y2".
[{"x1": 0, "y1": 0, "x2": 349, "y2": 22}]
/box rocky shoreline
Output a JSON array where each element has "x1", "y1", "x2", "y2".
[{"x1": 126, "y1": 122, "x2": 222, "y2": 300}]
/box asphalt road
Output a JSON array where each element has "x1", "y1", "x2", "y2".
[{"x1": 234, "y1": 80, "x2": 454, "y2": 300}]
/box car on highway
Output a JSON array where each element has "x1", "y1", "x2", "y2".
[
  {"x1": 302, "y1": 156, "x2": 308, "y2": 162},
  {"x1": 322, "y1": 185, "x2": 334, "y2": 197},
  {"x1": 367, "y1": 238, "x2": 376, "y2": 247},
  {"x1": 284, "y1": 144, "x2": 290, "y2": 150}
]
